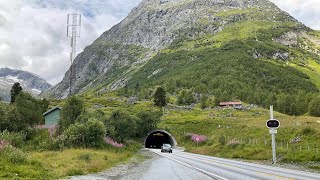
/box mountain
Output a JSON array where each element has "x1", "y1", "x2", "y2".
[
  {"x1": 0, "y1": 68, "x2": 52, "y2": 101},
  {"x1": 44, "y1": 0, "x2": 320, "y2": 115}
]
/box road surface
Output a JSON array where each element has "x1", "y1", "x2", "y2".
[
  {"x1": 68, "y1": 149, "x2": 320, "y2": 180},
  {"x1": 150, "y1": 149, "x2": 320, "y2": 180}
]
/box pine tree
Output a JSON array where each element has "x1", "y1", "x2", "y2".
[
  {"x1": 10, "y1": 82, "x2": 22, "y2": 103},
  {"x1": 154, "y1": 87, "x2": 167, "y2": 107}
]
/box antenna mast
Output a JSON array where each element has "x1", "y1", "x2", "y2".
[{"x1": 67, "y1": 13, "x2": 81, "y2": 96}]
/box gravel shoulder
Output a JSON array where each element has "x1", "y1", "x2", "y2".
[{"x1": 66, "y1": 149, "x2": 159, "y2": 180}]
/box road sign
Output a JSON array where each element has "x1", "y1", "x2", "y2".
[{"x1": 266, "y1": 119, "x2": 280, "y2": 128}]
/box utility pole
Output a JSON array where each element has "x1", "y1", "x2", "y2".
[{"x1": 67, "y1": 13, "x2": 81, "y2": 96}]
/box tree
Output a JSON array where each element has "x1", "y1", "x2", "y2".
[
  {"x1": 106, "y1": 110, "x2": 138, "y2": 142},
  {"x1": 15, "y1": 92, "x2": 43, "y2": 127},
  {"x1": 10, "y1": 82, "x2": 22, "y2": 103},
  {"x1": 200, "y1": 94, "x2": 208, "y2": 109},
  {"x1": 309, "y1": 96, "x2": 320, "y2": 117},
  {"x1": 154, "y1": 87, "x2": 167, "y2": 107},
  {"x1": 134, "y1": 83, "x2": 140, "y2": 95},
  {"x1": 59, "y1": 96, "x2": 84, "y2": 132},
  {"x1": 177, "y1": 90, "x2": 195, "y2": 105},
  {"x1": 136, "y1": 111, "x2": 161, "y2": 137},
  {"x1": 39, "y1": 98, "x2": 49, "y2": 113}
]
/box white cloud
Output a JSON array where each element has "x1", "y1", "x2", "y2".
[
  {"x1": 270, "y1": 0, "x2": 320, "y2": 30},
  {"x1": 0, "y1": 0, "x2": 319, "y2": 85},
  {"x1": 0, "y1": 0, "x2": 140, "y2": 85}
]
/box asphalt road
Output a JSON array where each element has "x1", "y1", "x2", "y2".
[{"x1": 150, "y1": 149, "x2": 320, "y2": 180}]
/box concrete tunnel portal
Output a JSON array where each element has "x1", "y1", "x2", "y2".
[{"x1": 145, "y1": 130, "x2": 177, "y2": 148}]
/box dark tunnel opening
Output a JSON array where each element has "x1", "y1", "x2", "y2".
[{"x1": 145, "y1": 130, "x2": 176, "y2": 149}]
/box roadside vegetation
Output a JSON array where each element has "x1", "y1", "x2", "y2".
[
  {"x1": 82, "y1": 89, "x2": 320, "y2": 171},
  {"x1": 0, "y1": 83, "x2": 161, "y2": 179}
]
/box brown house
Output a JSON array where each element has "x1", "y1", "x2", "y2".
[{"x1": 220, "y1": 101, "x2": 243, "y2": 109}]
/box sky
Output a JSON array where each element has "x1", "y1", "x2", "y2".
[{"x1": 0, "y1": 0, "x2": 319, "y2": 85}]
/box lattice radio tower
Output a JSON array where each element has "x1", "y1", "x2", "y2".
[{"x1": 67, "y1": 13, "x2": 81, "y2": 96}]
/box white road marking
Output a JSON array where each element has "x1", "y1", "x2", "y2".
[{"x1": 151, "y1": 150, "x2": 229, "y2": 180}]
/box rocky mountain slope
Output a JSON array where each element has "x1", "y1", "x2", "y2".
[
  {"x1": 44, "y1": 0, "x2": 320, "y2": 115},
  {"x1": 0, "y1": 68, "x2": 52, "y2": 101}
]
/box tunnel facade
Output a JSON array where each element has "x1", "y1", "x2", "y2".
[{"x1": 145, "y1": 130, "x2": 177, "y2": 148}]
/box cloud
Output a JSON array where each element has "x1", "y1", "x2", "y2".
[
  {"x1": 270, "y1": 0, "x2": 320, "y2": 30},
  {"x1": 0, "y1": 0, "x2": 319, "y2": 85},
  {"x1": 0, "y1": 0, "x2": 141, "y2": 85}
]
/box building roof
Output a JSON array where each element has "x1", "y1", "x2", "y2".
[
  {"x1": 220, "y1": 102, "x2": 242, "y2": 106},
  {"x1": 42, "y1": 107, "x2": 62, "y2": 116}
]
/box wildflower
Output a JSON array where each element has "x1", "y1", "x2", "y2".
[
  {"x1": 104, "y1": 137, "x2": 125, "y2": 148},
  {"x1": 191, "y1": 134, "x2": 208, "y2": 143},
  {"x1": 0, "y1": 140, "x2": 9, "y2": 149}
]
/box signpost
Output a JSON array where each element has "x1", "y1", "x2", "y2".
[{"x1": 266, "y1": 105, "x2": 280, "y2": 164}]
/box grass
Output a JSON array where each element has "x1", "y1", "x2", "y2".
[
  {"x1": 159, "y1": 105, "x2": 320, "y2": 163},
  {"x1": 0, "y1": 148, "x2": 135, "y2": 179},
  {"x1": 30, "y1": 149, "x2": 132, "y2": 178}
]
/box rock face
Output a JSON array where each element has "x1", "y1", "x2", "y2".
[
  {"x1": 43, "y1": 0, "x2": 301, "y2": 98},
  {"x1": 0, "y1": 68, "x2": 52, "y2": 101}
]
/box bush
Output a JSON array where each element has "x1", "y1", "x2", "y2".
[
  {"x1": 106, "y1": 110, "x2": 138, "y2": 142},
  {"x1": 0, "y1": 146, "x2": 28, "y2": 164},
  {"x1": 301, "y1": 127, "x2": 316, "y2": 135},
  {"x1": 0, "y1": 130, "x2": 26, "y2": 148},
  {"x1": 24, "y1": 128, "x2": 51, "y2": 151},
  {"x1": 62, "y1": 118, "x2": 106, "y2": 148},
  {"x1": 59, "y1": 96, "x2": 84, "y2": 132},
  {"x1": 309, "y1": 96, "x2": 320, "y2": 117},
  {"x1": 219, "y1": 136, "x2": 226, "y2": 146},
  {"x1": 136, "y1": 111, "x2": 161, "y2": 137}
]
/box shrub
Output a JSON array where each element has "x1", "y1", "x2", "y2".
[
  {"x1": 0, "y1": 146, "x2": 28, "y2": 164},
  {"x1": 106, "y1": 110, "x2": 138, "y2": 142},
  {"x1": 24, "y1": 128, "x2": 51, "y2": 151},
  {"x1": 219, "y1": 136, "x2": 226, "y2": 146},
  {"x1": 63, "y1": 118, "x2": 106, "y2": 148},
  {"x1": 136, "y1": 111, "x2": 161, "y2": 137},
  {"x1": 59, "y1": 96, "x2": 84, "y2": 132},
  {"x1": 0, "y1": 130, "x2": 26, "y2": 148},
  {"x1": 309, "y1": 96, "x2": 320, "y2": 117},
  {"x1": 301, "y1": 127, "x2": 315, "y2": 135}
]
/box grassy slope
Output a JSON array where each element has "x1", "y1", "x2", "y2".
[{"x1": 159, "y1": 105, "x2": 320, "y2": 164}]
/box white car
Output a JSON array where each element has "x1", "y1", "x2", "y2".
[{"x1": 161, "y1": 144, "x2": 173, "y2": 153}]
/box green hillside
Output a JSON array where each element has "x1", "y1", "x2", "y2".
[{"x1": 123, "y1": 9, "x2": 320, "y2": 116}]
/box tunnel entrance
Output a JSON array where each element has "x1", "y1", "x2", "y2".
[{"x1": 145, "y1": 130, "x2": 177, "y2": 148}]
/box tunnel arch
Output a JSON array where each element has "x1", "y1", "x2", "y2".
[{"x1": 144, "y1": 130, "x2": 177, "y2": 148}]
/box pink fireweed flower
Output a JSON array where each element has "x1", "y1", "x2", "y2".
[
  {"x1": 48, "y1": 126, "x2": 57, "y2": 139},
  {"x1": 0, "y1": 140, "x2": 9, "y2": 149},
  {"x1": 104, "y1": 137, "x2": 125, "y2": 148},
  {"x1": 191, "y1": 134, "x2": 208, "y2": 143}
]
